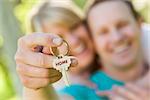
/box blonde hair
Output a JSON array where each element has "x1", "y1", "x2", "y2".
[{"x1": 27, "y1": 1, "x2": 83, "y2": 33}]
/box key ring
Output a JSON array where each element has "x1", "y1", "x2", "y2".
[{"x1": 50, "y1": 40, "x2": 70, "y2": 56}]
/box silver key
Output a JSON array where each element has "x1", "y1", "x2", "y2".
[{"x1": 53, "y1": 54, "x2": 74, "y2": 86}]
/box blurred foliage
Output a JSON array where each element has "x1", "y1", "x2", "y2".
[
  {"x1": 14, "y1": 0, "x2": 39, "y2": 33},
  {"x1": 74, "y1": 0, "x2": 86, "y2": 9},
  {"x1": 0, "y1": 0, "x2": 22, "y2": 100},
  {"x1": 132, "y1": 0, "x2": 150, "y2": 23},
  {"x1": 0, "y1": 35, "x2": 4, "y2": 47},
  {"x1": 0, "y1": 55, "x2": 16, "y2": 100},
  {"x1": 0, "y1": 36, "x2": 15, "y2": 100}
]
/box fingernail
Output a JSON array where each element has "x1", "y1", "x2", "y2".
[
  {"x1": 52, "y1": 37, "x2": 63, "y2": 45},
  {"x1": 71, "y1": 58, "x2": 78, "y2": 67}
]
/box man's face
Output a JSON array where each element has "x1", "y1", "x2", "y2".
[{"x1": 88, "y1": 1, "x2": 142, "y2": 69}]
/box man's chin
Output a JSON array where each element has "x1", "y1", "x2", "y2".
[{"x1": 113, "y1": 61, "x2": 136, "y2": 71}]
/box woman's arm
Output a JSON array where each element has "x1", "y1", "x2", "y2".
[
  {"x1": 15, "y1": 33, "x2": 76, "y2": 100},
  {"x1": 23, "y1": 86, "x2": 59, "y2": 100},
  {"x1": 23, "y1": 86, "x2": 74, "y2": 100}
]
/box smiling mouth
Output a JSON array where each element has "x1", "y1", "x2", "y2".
[
  {"x1": 113, "y1": 41, "x2": 132, "y2": 55},
  {"x1": 71, "y1": 42, "x2": 87, "y2": 56}
]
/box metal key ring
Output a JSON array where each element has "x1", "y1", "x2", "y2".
[{"x1": 50, "y1": 40, "x2": 69, "y2": 56}]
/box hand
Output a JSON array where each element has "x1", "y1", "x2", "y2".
[
  {"x1": 136, "y1": 70, "x2": 150, "y2": 89},
  {"x1": 97, "y1": 83, "x2": 150, "y2": 100},
  {"x1": 15, "y1": 33, "x2": 77, "y2": 89}
]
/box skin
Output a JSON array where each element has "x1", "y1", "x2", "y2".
[
  {"x1": 15, "y1": 21, "x2": 95, "y2": 99},
  {"x1": 88, "y1": 1, "x2": 142, "y2": 71},
  {"x1": 42, "y1": 23, "x2": 94, "y2": 73},
  {"x1": 42, "y1": 23, "x2": 96, "y2": 88},
  {"x1": 97, "y1": 83, "x2": 149, "y2": 100},
  {"x1": 88, "y1": 1, "x2": 149, "y2": 100},
  {"x1": 15, "y1": 33, "x2": 77, "y2": 100},
  {"x1": 15, "y1": 1, "x2": 149, "y2": 100},
  {"x1": 15, "y1": 33, "x2": 65, "y2": 89}
]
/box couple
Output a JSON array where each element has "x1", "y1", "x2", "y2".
[{"x1": 15, "y1": 0, "x2": 149, "y2": 100}]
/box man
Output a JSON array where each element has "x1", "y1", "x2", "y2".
[{"x1": 87, "y1": 0, "x2": 149, "y2": 99}]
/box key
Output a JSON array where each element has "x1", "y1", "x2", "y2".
[
  {"x1": 51, "y1": 39, "x2": 76, "y2": 86},
  {"x1": 53, "y1": 54, "x2": 73, "y2": 86}
]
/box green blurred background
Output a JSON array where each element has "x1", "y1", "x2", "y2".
[{"x1": 0, "y1": 0, "x2": 149, "y2": 100}]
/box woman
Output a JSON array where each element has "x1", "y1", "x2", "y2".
[
  {"x1": 15, "y1": 1, "x2": 100, "y2": 100},
  {"x1": 87, "y1": 0, "x2": 149, "y2": 100}
]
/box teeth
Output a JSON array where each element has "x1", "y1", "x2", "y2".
[
  {"x1": 73, "y1": 43, "x2": 85, "y2": 54},
  {"x1": 114, "y1": 43, "x2": 129, "y2": 53}
]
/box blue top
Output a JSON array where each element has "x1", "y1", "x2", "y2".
[
  {"x1": 58, "y1": 71, "x2": 124, "y2": 100},
  {"x1": 90, "y1": 71, "x2": 124, "y2": 90},
  {"x1": 90, "y1": 71, "x2": 124, "y2": 99}
]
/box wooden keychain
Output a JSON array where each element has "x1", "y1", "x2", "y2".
[{"x1": 50, "y1": 40, "x2": 75, "y2": 86}]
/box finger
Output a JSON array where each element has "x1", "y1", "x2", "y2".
[
  {"x1": 70, "y1": 58, "x2": 78, "y2": 67},
  {"x1": 126, "y1": 83, "x2": 148, "y2": 98},
  {"x1": 52, "y1": 40, "x2": 69, "y2": 55},
  {"x1": 96, "y1": 90, "x2": 112, "y2": 96},
  {"x1": 109, "y1": 93, "x2": 126, "y2": 100},
  {"x1": 126, "y1": 83, "x2": 143, "y2": 93},
  {"x1": 113, "y1": 86, "x2": 140, "y2": 100},
  {"x1": 16, "y1": 63, "x2": 62, "y2": 78},
  {"x1": 136, "y1": 71, "x2": 150, "y2": 89},
  {"x1": 18, "y1": 33, "x2": 63, "y2": 49},
  {"x1": 15, "y1": 49, "x2": 77, "y2": 68},
  {"x1": 96, "y1": 90, "x2": 126, "y2": 100},
  {"x1": 15, "y1": 50, "x2": 54, "y2": 68},
  {"x1": 19, "y1": 75, "x2": 61, "y2": 89},
  {"x1": 68, "y1": 58, "x2": 78, "y2": 72},
  {"x1": 42, "y1": 47, "x2": 52, "y2": 55}
]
